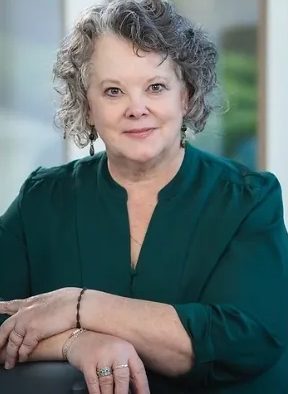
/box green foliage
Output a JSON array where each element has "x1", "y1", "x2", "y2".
[{"x1": 219, "y1": 51, "x2": 257, "y2": 162}]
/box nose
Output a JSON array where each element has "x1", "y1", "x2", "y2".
[{"x1": 124, "y1": 95, "x2": 149, "y2": 119}]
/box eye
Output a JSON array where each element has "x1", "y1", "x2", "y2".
[
  {"x1": 105, "y1": 87, "x2": 122, "y2": 97},
  {"x1": 148, "y1": 83, "x2": 166, "y2": 93}
]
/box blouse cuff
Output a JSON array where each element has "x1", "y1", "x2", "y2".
[{"x1": 172, "y1": 303, "x2": 214, "y2": 382}]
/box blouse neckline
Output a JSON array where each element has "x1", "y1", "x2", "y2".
[{"x1": 98, "y1": 143, "x2": 196, "y2": 202}]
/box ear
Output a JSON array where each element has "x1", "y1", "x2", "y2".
[
  {"x1": 87, "y1": 101, "x2": 94, "y2": 127},
  {"x1": 87, "y1": 115, "x2": 94, "y2": 127},
  {"x1": 180, "y1": 84, "x2": 189, "y2": 117}
]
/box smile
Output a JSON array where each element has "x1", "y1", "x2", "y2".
[{"x1": 123, "y1": 128, "x2": 156, "y2": 139}]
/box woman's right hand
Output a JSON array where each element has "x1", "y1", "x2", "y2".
[{"x1": 66, "y1": 330, "x2": 150, "y2": 394}]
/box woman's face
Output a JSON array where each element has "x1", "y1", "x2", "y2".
[{"x1": 87, "y1": 33, "x2": 188, "y2": 164}]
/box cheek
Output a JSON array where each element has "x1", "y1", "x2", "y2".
[
  {"x1": 157, "y1": 96, "x2": 185, "y2": 123},
  {"x1": 165, "y1": 90, "x2": 187, "y2": 112},
  {"x1": 90, "y1": 100, "x2": 118, "y2": 128}
]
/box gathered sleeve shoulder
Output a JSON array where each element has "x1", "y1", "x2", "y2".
[
  {"x1": 173, "y1": 170, "x2": 288, "y2": 386},
  {"x1": 0, "y1": 169, "x2": 42, "y2": 324},
  {"x1": 0, "y1": 161, "x2": 80, "y2": 325}
]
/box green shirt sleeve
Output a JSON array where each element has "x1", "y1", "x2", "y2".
[
  {"x1": 173, "y1": 173, "x2": 288, "y2": 386},
  {"x1": 0, "y1": 180, "x2": 32, "y2": 325}
]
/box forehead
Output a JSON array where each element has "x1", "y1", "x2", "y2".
[{"x1": 89, "y1": 33, "x2": 179, "y2": 81}]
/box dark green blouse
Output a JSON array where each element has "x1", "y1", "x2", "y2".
[{"x1": 1, "y1": 144, "x2": 288, "y2": 393}]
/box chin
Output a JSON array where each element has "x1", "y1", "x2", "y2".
[{"x1": 124, "y1": 145, "x2": 164, "y2": 164}]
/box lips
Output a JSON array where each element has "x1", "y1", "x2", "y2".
[
  {"x1": 123, "y1": 127, "x2": 156, "y2": 139},
  {"x1": 124, "y1": 128, "x2": 155, "y2": 134}
]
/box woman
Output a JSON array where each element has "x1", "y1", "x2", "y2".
[{"x1": 1, "y1": 0, "x2": 288, "y2": 393}]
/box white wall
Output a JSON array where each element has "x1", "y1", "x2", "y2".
[{"x1": 64, "y1": 0, "x2": 100, "y2": 27}]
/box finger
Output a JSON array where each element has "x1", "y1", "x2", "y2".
[
  {"x1": 97, "y1": 366, "x2": 114, "y2": 394},
  {"x1": 5, "y1": 328, "x2": 25, "y2": 369},
  {"x1": 0, "y1": 300, "x2": 23, "y2": 315},
  {"x1": 83, "y1": 367, "x2": 101, "y2": 394},
  {"x1": 18, "y1": 332, "x2": 39, "y2": 362},
  {"x1": 129, "y1": 358, "x2": 150, "y2": 394},
  {"x1": 98, "y1": 375, "x2": 114, "y2": 394},
  {"x1": 113, "y1": 363, "x2": 130, "y2": 394},
  {"x1": 0, "y1": 317, "x2": 16, "y2": 350}
]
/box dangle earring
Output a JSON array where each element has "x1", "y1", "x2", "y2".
[
  {"x1": 89, "y1": 127, "x2": 97, "y2": 156},
  {"x1": 180, "y1": 122, "x2": 187, "y2": 148}
]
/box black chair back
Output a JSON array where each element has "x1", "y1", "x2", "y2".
[{"x1": 0, "y1": 362, "x2": 88, "y2": 394}]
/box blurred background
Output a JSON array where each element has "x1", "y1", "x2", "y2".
[{"x1": 0, "y1": 0, "x2": 287, "y2": 223}]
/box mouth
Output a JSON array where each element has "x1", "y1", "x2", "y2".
[{"x1": 123, "y1": 127, "x2": 156, "y2": 138}]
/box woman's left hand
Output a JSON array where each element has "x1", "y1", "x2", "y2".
[{"x1": 0, "y1": 287, "x2": 80, "y2": 369}]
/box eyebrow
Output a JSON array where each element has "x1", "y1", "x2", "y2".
[
  {"x1": 100, "y1": 79, "x2": 122, "y2": 87},
  {"x1": 100, "y1": 76, "x2": 170, "y2": 87},
  {"x1": 147, "y1": 76, "x2": 170, "y2": 83}
]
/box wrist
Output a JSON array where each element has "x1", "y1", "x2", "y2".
[
  {"x1": 81, "y1": 290, "x2": 115, "y2": 334},
  {"x1": 81, "y1": 289, "x2": 103, "y2": 331},
  {"x1": 62, "y1": 328, "x2": 87, "y2": 360},
  {"x1": 76, "y1": 288, "x2": 87, "y2": 329},
  {"x1": 63, "y1": 287, "x2": 84, "y2": 329},
  {"x1": 20, "y1": 330, "x2": 75, "y2": 362}
]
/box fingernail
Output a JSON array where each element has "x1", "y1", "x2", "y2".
[{"x1": 5, "y1": 362, "x2": 12, "y2": 370}]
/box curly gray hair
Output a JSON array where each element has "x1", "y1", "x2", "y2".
[{"x1": 53, "y1": 0, "x2": 218, "y2": 148}]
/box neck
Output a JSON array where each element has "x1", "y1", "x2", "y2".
[{"x1": 107, "y1": 146, "x2": 185, "y2": 197}]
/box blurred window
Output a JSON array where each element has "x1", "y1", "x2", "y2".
[
  {"x1": 0, "y1": 0, "x2": 260, "y2": 214},
  {"x1": 0, "y1": 0, "x2": 64, "y2": 213},
  {"x1": 176, "y1": 0, "x2": 259, "y2": 169}
]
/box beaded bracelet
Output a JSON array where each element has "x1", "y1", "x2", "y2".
[
  {"x1": 62, "y1": 328, "x2": 87, "y2": 360},
  {"x1": 76, "y1": 287, "x2": 87, "y2": 329}
]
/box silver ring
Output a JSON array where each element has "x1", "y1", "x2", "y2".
[
  {"x1": 97, "y1": 367, "x2": 112, "y2": 378},
  {"x1": 114, "y1": 364, "x2": 129, "y2": 370}
]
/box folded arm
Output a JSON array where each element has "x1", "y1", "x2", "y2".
[{"x1": 80, "y1": 174, "x2": 288, "y2": 385}]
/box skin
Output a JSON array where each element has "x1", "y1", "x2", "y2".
[
  {"x1": 66, "y1": 331, "x2": 150, "y2": 394},
  {"x1": 87, "y1": 33, "x2": 188, "y2": 181},
  {"x1": 0, "y1": 33, "x2": 194, "y2": 391},
  {"x1": 0, "y1": 329, "x2": 150, "y2": 394},
  {"x1": 86, "y1": 32, "x2": 189, "y2": 266}
]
